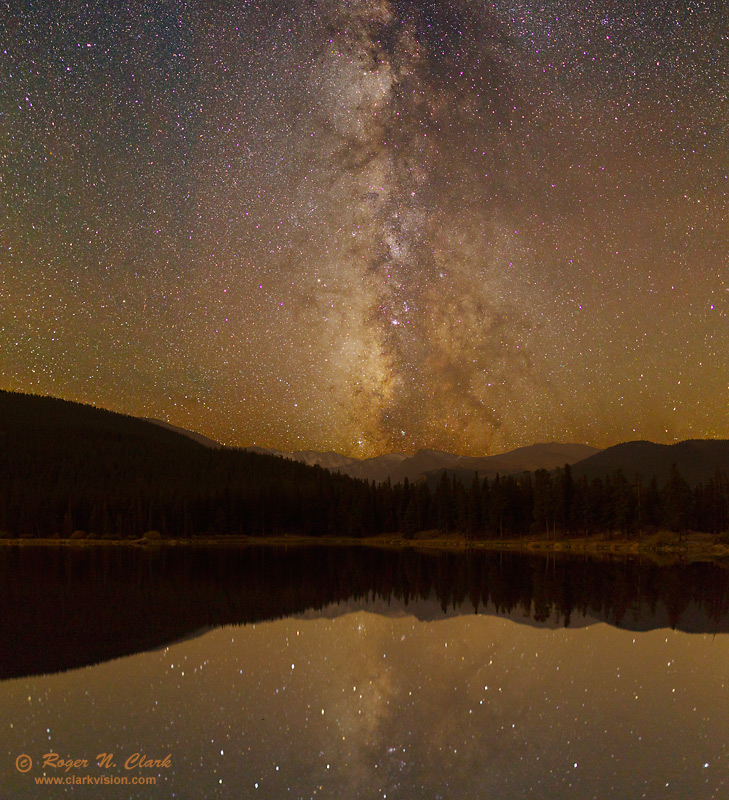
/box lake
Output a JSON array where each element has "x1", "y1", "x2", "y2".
[{"x1": 1, "y1": 545, "x2": 728, "y2": 798}]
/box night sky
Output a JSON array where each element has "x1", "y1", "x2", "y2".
[{"x1": 1, "y1": 0, "x2": 727, "y2": 457}]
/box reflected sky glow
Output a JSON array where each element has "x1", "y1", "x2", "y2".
[{"x1": 3, "y1": 603, "x2": 729, "y2": 799}]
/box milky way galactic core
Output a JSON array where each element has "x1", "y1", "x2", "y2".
[{"x1": 1, "y1": 1, "x2": 727, "y2": 455}]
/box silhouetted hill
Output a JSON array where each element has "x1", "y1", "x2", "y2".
[
  {"x1": 572, "y1": 440, "x2": 729, "y2": 486},
  {"x1": 0, "y1": 390, "x2": 210, "y2": 450},
  {"x1": 0, "y1": 390, "x2": 384, "y2": 539},
  {"x1": 142, "y1": 417, "x2": 222, "y2": 448}
]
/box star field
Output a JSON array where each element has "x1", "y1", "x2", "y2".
[{"x1": 1, "y1": 0, "x2": 727, "y2": 456}]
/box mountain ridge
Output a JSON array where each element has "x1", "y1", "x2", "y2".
[
  {"x1": 244, "y1": 442, "x2": 601, "y2": 483},
  {"x1": 571, "y1": 439, "x2": 729, "y2": 487},
  {"x1": 136, "y1": 409, "x2": 729, "y2": 488},
  {"x1": 142, "y1": 417, "x2": 222, "y2": 448}
]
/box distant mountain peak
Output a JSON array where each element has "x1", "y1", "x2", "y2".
[{"x1": 247, "y1": 441, "x2": 602, "y2": 484}]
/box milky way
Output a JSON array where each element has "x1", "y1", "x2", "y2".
[
  {"x1": 296, "y1": 0, "x2": 538, "y2": 452},
  {"x1": 1, "y1": 1, "x2": 727, "y2": 455}
]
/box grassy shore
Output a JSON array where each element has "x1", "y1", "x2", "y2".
[{"x1": 2, "y1": 529, "x2": 729, "y2": 564}]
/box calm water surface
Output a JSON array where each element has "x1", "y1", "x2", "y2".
[{"x1": 1, "y1": 546, "x2": 728, "y2": 799}]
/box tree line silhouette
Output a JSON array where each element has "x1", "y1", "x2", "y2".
[
  {"x1": 2, "y1": 545, "x2": 729, "y2": 679},
  {"x1": 1, "y1": 390, "x2": 728, "y2": 539}
]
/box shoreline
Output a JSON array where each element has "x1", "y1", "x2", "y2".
[{"x1": 2, "y1": 531, "x2": 729, "y2": 565}]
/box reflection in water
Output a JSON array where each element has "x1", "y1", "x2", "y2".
[
  {"x1": 2, "y1": 606, "x2": 729, "y2": 799},
  {"x1": 1, "y1": 546, "x2": 729, "y2": 798},
  {"x1": 1, "y1": 546, "x2": 729, "y2": 679}
]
